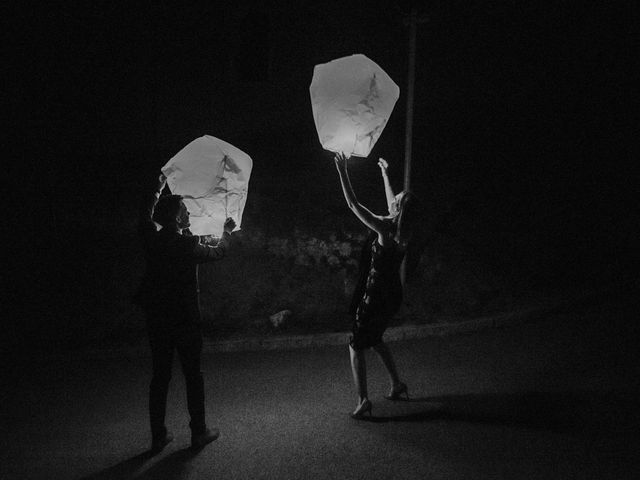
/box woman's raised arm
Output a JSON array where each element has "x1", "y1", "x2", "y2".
[
  {"x1": 334, "y1": 153, "x2": 385, "y2": 235},
  {"x1": 378, "y1": 158, "x2": 396, "y2": 214}
]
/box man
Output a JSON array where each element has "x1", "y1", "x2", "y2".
[{"x1": 135, "y1": 172, "x2": 236, "y2": 452}]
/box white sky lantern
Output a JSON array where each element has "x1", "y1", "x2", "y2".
[
  {"x1": 310, "y1": 54, "x2": 400, "y2": 158},
  {"x1": 161, "y1": 135, "x2": 252, "y2": 236}
]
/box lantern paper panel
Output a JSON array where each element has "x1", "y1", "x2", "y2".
[
  {"x1": 161, "y1": 135, "x2": 252, "y2": 236},
  {"x1": 310, "y1": 54, "x2": 400, "y2": 158}
]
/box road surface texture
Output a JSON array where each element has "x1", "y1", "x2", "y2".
[{"x1": 2, "y1": 288, "x2": 638, "y2": 479}]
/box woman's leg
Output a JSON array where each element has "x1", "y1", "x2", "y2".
[
  {"x1": 372, "y1": 341, "x2": 401, "y2": 387},
  {"x1": 349, "y1": 345, "x2": 368, "y2": 402}
]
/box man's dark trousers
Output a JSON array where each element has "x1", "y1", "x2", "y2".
[{"x1": 146, "y1": 306, "x2": 206, "y2": 439}]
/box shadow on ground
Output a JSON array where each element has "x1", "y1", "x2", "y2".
[
  {"x1": 362, "y1": 390, "x2": 640, "y2": 435},
  {"x1": 79, "y1": 447, "x2": 199, "y2": 480}
]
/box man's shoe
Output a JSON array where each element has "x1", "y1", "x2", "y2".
[
  {"x1": 191, "y1": 427, "x2": 220, "y2": 450},
  {"x1": 151, "y1": 431, "x2": 174, "y2": 453}
]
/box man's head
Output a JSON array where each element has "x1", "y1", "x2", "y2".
[{"x1": 153, "y1": 194, "x2": 190, "y2": 230}]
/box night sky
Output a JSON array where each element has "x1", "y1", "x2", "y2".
[{"x1": 8, "y1": 1, "x2": 637, "y2": 347}]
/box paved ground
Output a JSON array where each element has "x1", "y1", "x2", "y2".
[{"x1": 1, "y1": 289, "x2": 638, "y2": 480}]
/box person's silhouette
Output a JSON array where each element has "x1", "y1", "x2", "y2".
[
  {"x1": 134, "y1": 173, "x2": 235, "y2": 452},
  {"x1": 334, "y1": 154, "x2": 422, "y2": 418}
]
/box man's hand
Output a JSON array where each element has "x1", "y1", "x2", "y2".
[
  {"x1": 223, "y1": 217, "x2": 236, "y2": 234},
  {"x1": 378, "y1": 158, "x2": 389, "y2": 176}
]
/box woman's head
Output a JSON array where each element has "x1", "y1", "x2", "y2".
[
  {"x1": 393, "y1": 191, "x2": 421, "y2": 248},
  {"x1": 389, "y1": 192, "x2": 406, "y2": 217},
  {"x1": 393, "y1": 191, "x2": 428, "y2": 280}
]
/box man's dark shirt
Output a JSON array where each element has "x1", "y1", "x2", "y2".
[{"x1": 134, "y1": 189, "x2": 231, "y2": 324}]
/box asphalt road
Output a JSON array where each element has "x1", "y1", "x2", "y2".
[{"x1": 2, "y1": 291, "x2": 638, "y2": 480}]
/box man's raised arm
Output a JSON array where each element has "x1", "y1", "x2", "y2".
[
  {"x1": 138, "y1": 173, "x2": 167, "y2": 238},
  {"x1": 189, "y1": 218, "x2": 236, "y2": 263}
]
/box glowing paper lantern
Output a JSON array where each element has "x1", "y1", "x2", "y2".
[
  {"x1": 310, "y1": 54, "x2": 400, "y2": 158},
  {"x1": 161, "y1": 135, "x2": 252, "y2": 236}
]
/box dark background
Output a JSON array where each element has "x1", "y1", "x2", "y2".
[{"x1": 7, "y1": 1, "x2": 637, "y2": 352}]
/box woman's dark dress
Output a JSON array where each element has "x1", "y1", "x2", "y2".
[{"x1": 349, "y1": 235, "x2": 405, "y2": 350}]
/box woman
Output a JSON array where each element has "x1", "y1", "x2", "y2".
[{"x1": 334, "y1": 152, "x2": 419, "y2": 419}]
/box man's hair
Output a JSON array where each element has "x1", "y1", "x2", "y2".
[{"x1": 153, "y1": 194, "x2": 183, "y2": 227}]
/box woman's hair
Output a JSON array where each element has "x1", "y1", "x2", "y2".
[
  {"x1": 394, "y1": 191, "x2": 427, "y2": 280},
  {"x1": 153, "y1": 194, "x2": 183, "y2": 227},
  {"x1": 394, "y1": 191, "x2": 420, "y2": 247}
]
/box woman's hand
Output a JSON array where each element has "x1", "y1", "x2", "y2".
[
  {"x1": 378, "y1": 157, "x2": 389, "y2": 176},
  {"x1": 334, "y1": 152, "x2": 348, "y2": 169}
]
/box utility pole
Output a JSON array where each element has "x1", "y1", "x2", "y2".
[
  {"x1": 401, "y1": 6, "x2": 427, "y2": 287},
  {"x1": 403, "y1": 6, "x2": 428, "y2": 192}
]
